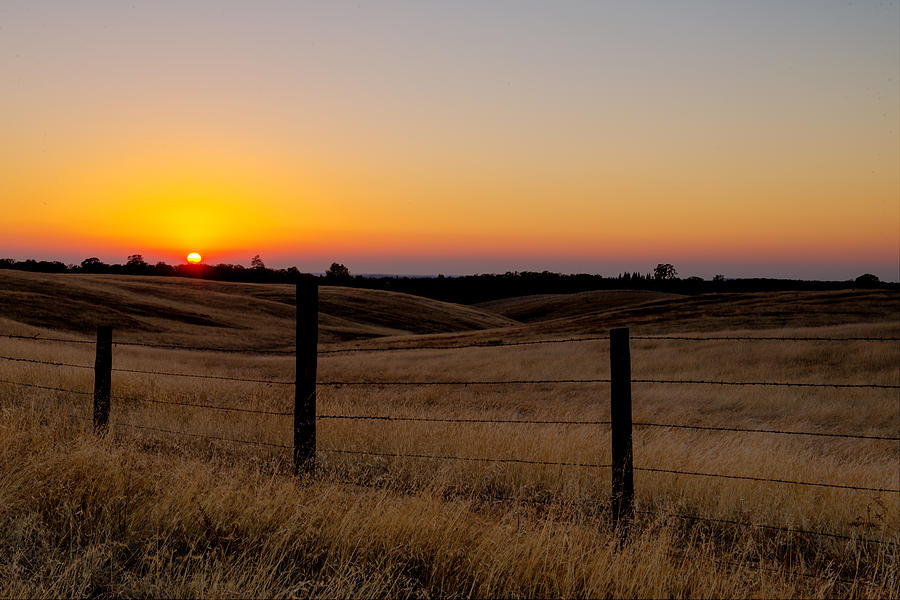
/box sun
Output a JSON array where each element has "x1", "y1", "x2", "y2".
[{"x1": 186, "y1": 252, "x2": 202, "y2": 264}]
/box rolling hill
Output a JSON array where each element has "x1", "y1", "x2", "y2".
[
  {"x1": 476, "y1": 290, "x2": 681, "y2": 323},
  {"x1": 1, "y1": 271, "x2": 897, "y2": 352},
  {"x1": 0, "y1": 271, "x2": 516, "y2": 348},
  {"x1": 521, "y1": 289, "x2": 900, "y2": 335}
]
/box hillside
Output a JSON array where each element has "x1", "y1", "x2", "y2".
[
  {"x1": 0, "y1": 271, "x2": 517, "y2": 347},
  {"x1": 321, "y1": 288, "x2": 900, "y2": 352},
  {"x1": 476, "y1": 290, "x2": 682, "y2": 323},
  {"x1": 2, "y1": 271, "x2": 897, "y2": 352},
  {"x1": 525, "y1": 289, "x2": 900, "y2": 335}
]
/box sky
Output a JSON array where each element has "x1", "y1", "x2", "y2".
[{"x1": 1, "y1": 0, "x2": 898, "y2": 280}]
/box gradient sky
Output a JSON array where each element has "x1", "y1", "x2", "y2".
[{"x1": 2, "y1": 0, "x2": 898, "y2": 279}]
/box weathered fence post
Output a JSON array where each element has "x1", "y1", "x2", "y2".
[
  {"x1": 294, "y1": 279, "x2": 318, "y2": 473},
  {"x1": 93, "y1": 325, "x2": 112, "y2": 431},
  {"x1": 610, "y1": 327, "x2": 634, "y2": 526}
]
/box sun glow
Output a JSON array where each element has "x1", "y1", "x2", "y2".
[{"x1": 186, "y1": 252, "x2": 202, "y2": 264}]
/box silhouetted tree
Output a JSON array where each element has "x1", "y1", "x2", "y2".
[
  {"x1": 653, "y1": 263, "x2": 678, "y2": 280},
  {"x1": 124, "y1": 254, "x2": 148, "y2": 274},
  {"x1": 325, "y1": 262, "x2": 350, "y2": 279},
  {"x1": 153, "y1": 261, "x2": 175, "y2": 276},
  {"x1": 854, "y1": 273, "x2": 880, "y2": 288},
  {"x1": 80, "y1": 257, "x2": 106, "y2": 272},
  {"x1": 713, "y1": 274, "x2": 726, "y2": 283},
  {"x1": 15, "y1": 259, "x2": 67, "y2": 273},
  {"x1": 250, "y1": 254, "x2": 266, "y2": 270}
]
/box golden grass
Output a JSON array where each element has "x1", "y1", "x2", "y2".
[{"x1": 0, "y1": 276, "x2": 898, "y2": 597}]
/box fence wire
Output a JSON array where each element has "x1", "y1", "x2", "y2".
[
  {"x1": 633, "y1": 335, "x2": 900, "y2": 342},
  {"x1": 115, "y1": 422, "x2": 292, "y2": 449},
  {"x1": 0, "y1": 355, "x2": 92, "y2": 369},
  {"x1": 0, "y1": 378, "x2": 92, "y2": 395},
  {"x1": 322, "y1": 413, "x2": 896, "y2": 442},
  {"x1": 319, "y1": 334, "x2": 900, "y2": 355},
  {"x1": 0, "y1": 333, "x2": 94, "y2": 344},
  {"x1": 633, "y1": 421, "x2": 900, "y2": 442},
  {"x1": 634, "y1": 465, "x2": 900, "y2": 494},
  {"x1": 110, "y1": 366, "x2": 294, "y2": 385},
  {"x1": 320, "y1": 448, "x2": 612, "y2": 469},
  {"x1": 118, "y1": 396, "x2": 292, "y2": 417},
  {"x1": 114, "y1": 340, "x2": 294, "y2": 355},
  {"x1": 632, "y1": 378, "x2": 900, "y2": 389},
  {"x1": 319, "y1": 377, "x2": 899, "y2": 389},
  {"x1": 318, "y1": 414, "x2": 611, "y2": 425},
  {"x1": 317, "y1": 379, "x2": 582, "y2": 387}
]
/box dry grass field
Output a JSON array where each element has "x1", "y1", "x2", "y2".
[{"x1": 1, "y1": 271, "x2": 898, "y2": 598}]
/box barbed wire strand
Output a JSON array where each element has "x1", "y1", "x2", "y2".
[
  {"x1": 634, "y1": 466, "x2": 900, "y2": 493},
  {"x1": 113, "y1": 340, "x2": 294, "y2": 355},
  {"x1": 114, "y1": 395, "x2": 293, "y2": 416},
  {"x1": 319, "y1": 378, "x2": 899, "y2": 389},
  {"x1": 633, "y1": 335, "x2": 900, "y2": 342},
  {"x1": 111, "y1": 366, "x2": 294, "y2": 385},
  {"x1": 0, "y1": 378, "x2": 92, "y2": 395},
  {"x1": 632, "y1": 378, "x2": 900, "y2": 389},
  {"x1": 0, "y1": 355, "x2": 93, "y2": 369},
  {"x1": 318, "y1": 337, "x2": 608, "y2": 354},
  {"x1": 319, "y1": 335, "x2": 900, "y2": 355},
  {"x1": 0, "y1": 333, "x2": 94, "y2": 344},
  {"x1": 318, "y1": 378, "x2": 612, "y2": 386},
  {"x1": 320, "y1": 448, "x2": 612, "y2": 469},
  {"x1": 0, "y1": 333, "x2": 293, "y2": 354},
  {"x1": 318, "y1": 414, "x2": 610, "y2": 425},
  {"x1": 115, "y1": 422, "x2": 292, "y2": 448},
  {"x1": 321, "y1": 451, "x2": 898, "y2": 492},
  {"x1": 633, "y1": 421, "x2": 900, "y2": 442},
  {"x1": 320, "y1": 413, "x2": 897, "y2": 441},
  {"x1": 0, "y1": 354, "x2": 295, "y2": 386}
]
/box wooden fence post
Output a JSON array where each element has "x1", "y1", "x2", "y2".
[
  {"x1": 610, "y1": 327, "x2": 634, "y2": 526},
  {"x1": 93, "y1": 326, "x2": 112, "y2": 431},
  {"x1": 294, "y1": 279, "x2": 318, "y2": 473}
]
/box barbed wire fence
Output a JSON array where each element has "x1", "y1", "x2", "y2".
[{"x1": 1, "y1": 282, "x2": 899, "y2": 554}]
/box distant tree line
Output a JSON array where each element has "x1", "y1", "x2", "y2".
[
  {"x1": 329, "y1": 267, "x2": 893, "y2": 304},
  {"x1": 0, "y1": 255, "x2": 302, "y2": 284},
  {"x1": 0, "y1": 257, "x2": 892, "y2": 304}
]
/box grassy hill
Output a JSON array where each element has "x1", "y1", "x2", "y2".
[
  {"x1": 523, "y1": 289, "x2": 900, "y2": 336},
  {"x1": 476, "y1": 290, "x2": 682, "y2": 323},
  {"x1": 2, "y1": 271, "x2": 897, "y2": 352},
  {"x1": 0, "y1": 271, "x2": 517, "y2": 347}
]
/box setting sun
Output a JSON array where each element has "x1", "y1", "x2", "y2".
[{"x1": 186, "y1": 252, "x2": 202, "y2": 264}]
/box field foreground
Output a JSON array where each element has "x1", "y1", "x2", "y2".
[{"x1": 0, "y1": 273, "x2": 898, "y2": 597}]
